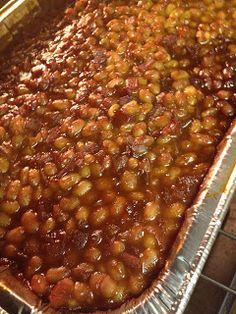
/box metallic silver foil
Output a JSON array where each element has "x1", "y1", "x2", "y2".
[{"x1": 0, "y1": 1, "x2": 236, "y2": 313}]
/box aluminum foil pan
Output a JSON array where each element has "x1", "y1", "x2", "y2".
[{"x1": 0, "y1": 1, "x2": 236, "y2": 313}]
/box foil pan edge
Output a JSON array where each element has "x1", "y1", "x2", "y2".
[{"x1": 122, "y1": 120, "x2": 236, "y2": 314}]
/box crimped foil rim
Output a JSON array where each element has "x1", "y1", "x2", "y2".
[{"x1": 119, "y1": 121, "x2": 236, "y2": 314}]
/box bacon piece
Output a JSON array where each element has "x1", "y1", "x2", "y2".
[
  {"x1": 126, "y1": 77, "x2": 138, "y2": 91},
  {"x1": 49, "y1": 278, "x2": 74, "y2": 308},
  {"x1": 121, "y1": 252, "x2": 141, "y2": 271}
]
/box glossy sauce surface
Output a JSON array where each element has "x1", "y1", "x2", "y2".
[{"x1": 0, "y1": 0, "x2": 236, "y2": 311}]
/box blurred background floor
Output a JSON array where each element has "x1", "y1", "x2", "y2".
[{"x1": 185, "y1": 196, "x2": 236, "y2": 314}]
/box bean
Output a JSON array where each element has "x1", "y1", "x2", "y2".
[
  {"x1": 132, "y1": 122, "x2": 147, "y2": 137},
  {"x1": 6, "y1": 226, "x2": 25, "y2": 243},
  {"x1": 26, "y1": 256, "x2": 43, "y2": 277},
  {"x1": 59, "y1": 173, "x2": 81, "y2": 190},
  {"x1": 90, "y1": 207, "x2": 108, "y2": 226},
  {"x1": 1, "y1": 201, "x2": 20, "y2": 214},
  {"x1": 33, "y1": 184, "x2": 43, "y2": 201},
  {"x1": 44, "y1": 163, "x2": 57, "y2": 176},
  {"x1": 0, "y1": 127, "x2": 6, "y2": 142},
  {"x1": 108, "y1": 103, "x2": 119, "y2": 117},
  {"x1": 100, "y1": 274, "x2": 117, "y2": 298},
  {"x1": 112, "y1": 284, "x2": 126, "y2": 303},
  {"x1": 4, "y1": 244, "x2": 17, "y2": 258},
  {"x1": 157, "y1": 134, "x2": 172, "y2": 145},
  {"x1": 127, "y1": 157, "x2": 139, "y2": 170},
  {"x1": 107, "y1": 78, "x2": 124, "y2": 89},
  {"x1": 60, "y1": 197, "x2": 80, "y2": 212},
  {"x1": 145, "y1": 69, "x2": 160, "y2": 82},
  {"x1": 0, "y1": 213, "x2": 11, "y2": 227},
  {"x1": 219, "y1": 100, "x2": 234, "y2": 116},
  {"x1": 121, "y1": 100, "x2": 140, "y2": 115},
  {"x1": 79, "y1": 189, "x2": 96, "y2": 205},
  {"x1": 10, "y1": 115, "x2": 25, "y2": 134},
  {"x1": 72, "y1": 263, "x2": 94, "y2": 281},
  {"x1": 166, "y1": 166, "x2": 181, "y2": 182},
  {"x1": 6, "y1": 180, "x2": 21, "y2": 200},
  {"x1": 40, "y1": 217, "x2": 56, "y2": 234},
  {"x1": 149, "y1": 83, "x2": 161, "y2": 95},
  {"x1": 130, "y1": 192, "x2": 145, "y2": 201},
  {"x1": 202, "y1": 108, "x2": 218, "y2": 117},
  {"x1": 65, "y1": 218, "x2": 77, "y2": 235},
  {"x1": 18, "y1": 186, "x2": 33, "y2": 207},
  {"x1": 129, "y1": 224, "x2": 144, "y2": 243},
  {"x1": 84, "y1": 154, "x2": 95, "y2": 164},
  {"x1": 82, "y1": 122, "x2": 99, "y2": 137},
  {"x1": 144, "y1": 201, "x2": 160, "y2": 221},
  {"x1": 181, "y1": 140, "x2": 194, "y2": 151},
  {"x1": 16, "y1": 85, "x2": 29, "y2": 95},
  {"x1": 90, "y1": 164, "x2": 103, "y2": 177},
  {"x1": 157, "y1": 152, "x2": 172, "y2": 166},
  {"x1": 54, "y1": 136, "x2": 70, "y2": 150},
  {"x1": 74, "y1": 282, "x2": 94, "y2": 304},
  {"x1": 31, "y1": 274, "x2": 49, "y2": 296},
  {"x1": 110, "y1": 196, "x2": 126, "y2": 216},
  {"x1": 21, "y1": 210, "x2": 39, "y2": 234},
  {"x1": 20, "y1": 167, "x2": 29, "y2": 185},
  {"x1": 43, "y1": 187, "x2": 53, "y2": 199},
  {"x1": 143, "y1": 234, "x2": 157, "y2": 249},
  {"x1": 89, "y1": 272, "x2": 106, "y2": 293},
  {"x1": 111, "y1": 240, "x2": 125, "y2": 256},
  {"x1": 85, "y1": 247, "x2": 101, "y2": 263},
  {"x1": 65, "y1": 88, "x2": 76, "y2": 100},
  {"x1": 46, "y1": 267, "x2": 70, "y2": 283},
  {"x1": 103, "y1": 140, "x2": 119, "y2": 155},
  {"x1": 142, "y1": 102, "x2": 153, "y2": 116},
  {"x1": 191, "y1": 133, "x2": 214, "y2": 145},
  {"x1": 165, "y1": 202, "x2": 186, "y2": 218},
  {"x1": 128, "y1": 274, "x2": 144, "y2": 294},
  {"x1": 138, "y1": 77, "x2": 148, "y2": 86},
  {"x1": 120, "y1": 171, "x2": 138, "y2": 191},
  {"x1": 171, "y1": 70, "x2": 189, "y2": 80},
  {"x1": 190, "y1": 119, "x2": 202, "y2": 133},
  {"x1": 141, "y1": 248, "x2": 159, "y2": 274},
  {"x1": 73, "y1": 180, "x2": 92, "y2": 197},
  {"x1": 75, "y1": 206, "x2": 89, "y2": 222},
  {"x1": 0, "y1": 157, "x2": 9, "y2": 173},
  {"x1": 139, "y1": 88, "x2": 155, "y2": 103},
  {"x1": 79, "y1": 166, "x2": 91, "y2": 178},
  {"x1": 67, "y1": 119, "x2": 85, "y2": 137},
  {"x1": 152, "y1": 115, "x2": 168, "y2": 130},
  {"x1": 175, "y1": 153, "x2": 197, "y2": 166},
  {"x1": 28, "y1": 169, "x2": 40, "y2": 187},
  {"x1": 51, "y1": 99, "x2": 71, "y2": 111},
  {"x1": 203, "y1": 117, "x2": 217, "y2": 130},
  {"x1": 107, "y1": 259, "x2": 126, "y2": 281}
]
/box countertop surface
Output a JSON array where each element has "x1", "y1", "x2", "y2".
[{"x1": 185, "y1": 195, "x2": 236, "y2": 314}]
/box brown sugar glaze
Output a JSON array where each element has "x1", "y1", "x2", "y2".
[{"x1": 0, "y1": 0, "x2": 236, "y2": 311}]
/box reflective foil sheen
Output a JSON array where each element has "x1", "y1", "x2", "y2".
[{"x1": 0, "y1": 1, "x2": 236, "y2": 313}]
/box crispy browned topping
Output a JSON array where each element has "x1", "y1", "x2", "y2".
[{"x1": 0, "y1": 0, "x2": 235, "y2": 311}]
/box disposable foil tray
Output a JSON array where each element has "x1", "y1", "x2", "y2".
[{"x1": 0, "y1": 1, "x2": 236, "y2": 313}]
